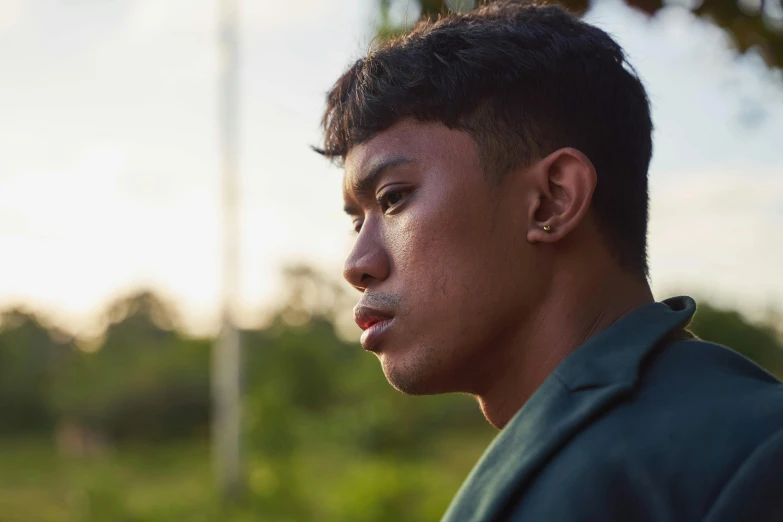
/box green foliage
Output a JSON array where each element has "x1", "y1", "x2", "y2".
[
  {"x1": 0, "y1": 310, "x2": 72, "y2": 434},
  {"x1": 0, "y1": 435, "x2": 487, "y2": 522},
  {"x1": 0, "y1": 439, "x2": 223, "y2": 522},
  {"x1": 690, "y1": 301, "x2": 783, "y2": 378},
  {"x1": 49, "y1": 292, "x2": 211, "y2": 442}
]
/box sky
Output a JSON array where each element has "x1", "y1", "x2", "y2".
[{"x1": 0, "y1": 0, "x2": 781, "y2": 337}]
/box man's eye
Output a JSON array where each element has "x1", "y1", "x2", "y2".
[
  {"x1": 378, "y1": 190, "x2": 406, "y2": 213},
  {"x1": 352, "y1": 220, "x2": 363, "y2": 234}
]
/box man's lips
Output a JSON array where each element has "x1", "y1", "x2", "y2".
[
  {"x1": 354, "y1": 304, "x2": 396, "y2": 351},
  {"x1": 353, "y1": 305, "x2": 395, "y2": 331}
]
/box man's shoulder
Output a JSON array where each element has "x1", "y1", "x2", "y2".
[
  {"x1": 602, "y1": 337, "x2": 783, "y2": 460},
  {"x1": 596, "y1": 339, "x2": 780, "y2": 511},
  {"x1": 510, "y1": 339, "x2": 783, "y2": 521},
  {"x1": 638, "y1": 337, "x2": 783, "y2": 421}
]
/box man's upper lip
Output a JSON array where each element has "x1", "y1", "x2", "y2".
[{"x1": 353, "y1": 304, "x2": 394, "y2": 331}]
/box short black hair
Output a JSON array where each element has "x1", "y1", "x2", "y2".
[{"x1": 317, "y1": 0, "x2": 653, "y2": 278}]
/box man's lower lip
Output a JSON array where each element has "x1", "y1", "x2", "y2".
[{"x1": 360, "y1": 318, "x2": 394, "y2": 351}]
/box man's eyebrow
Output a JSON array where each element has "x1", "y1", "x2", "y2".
[
  {"x1": 351, "y1": 156, "x2": 412, "y2": 196},
  {"x1": 343, "y1": 156, "x2": 413, "y2": 215}
]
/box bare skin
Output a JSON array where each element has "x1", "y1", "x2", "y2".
[{"x1": 342, "y1": 119, "x2": 653, "y2": 429}]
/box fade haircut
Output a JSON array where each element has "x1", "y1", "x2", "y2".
[{"x1": 316, "y1": 0, "x2": 653, "y2": 278}]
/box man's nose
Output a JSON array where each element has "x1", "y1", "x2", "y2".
[{"x1": 343, "y1": 223, "x2": 390, "y2": 292}]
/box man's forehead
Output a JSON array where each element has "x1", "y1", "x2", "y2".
[
  {"x1": 343, "y1": 120, "x2": 453, "y2": 187},
  {"x1": 345, "y1": 126, "x2": 413, "y2": 177}
]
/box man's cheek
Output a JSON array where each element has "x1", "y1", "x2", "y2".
[{"x1": 388, "y1": 214, "x2": 439, "y2": 269}]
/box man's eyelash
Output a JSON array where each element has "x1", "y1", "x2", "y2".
[
  {"x1": 350, "y1": 190, "x2": 408, "y2": 234},
  {"x1": 377, "y1": 190, "x2": 407, "y2": 212}
]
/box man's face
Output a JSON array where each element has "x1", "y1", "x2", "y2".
[{"x1": 342, "y1": 119, "x2": 545, "y2": 395}]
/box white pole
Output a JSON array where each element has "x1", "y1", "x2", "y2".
[{"x1": 212, "y1": 0, "x2": 243, "y2": 500}]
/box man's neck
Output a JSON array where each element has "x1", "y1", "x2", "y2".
[{"x1": 476, "y1": 268, "x2": 654, "y2": 429}]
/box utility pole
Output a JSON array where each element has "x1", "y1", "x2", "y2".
[{"x1": 212, "y1": 0, "x2": 243, "y2": 501}]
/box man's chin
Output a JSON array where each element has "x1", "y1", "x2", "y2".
[{"x1": 379, "y1": 353, "x2": 451, "y2": 396}]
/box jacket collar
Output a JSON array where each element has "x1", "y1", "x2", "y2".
[{"x1": 441, "y1": 296, "x2": 697, "y2": 522}]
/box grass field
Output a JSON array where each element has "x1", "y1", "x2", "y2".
[
  {"x1": 0, "y1": 433, "x2": 491, "y2": 522},
  {"x1": 0, "y1": 438, "x2": 222, "y2": 522}
]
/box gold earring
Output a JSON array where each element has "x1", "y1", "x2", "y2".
[{"x1": 543, "y1": 225, "x2": 551, "y2": 233}]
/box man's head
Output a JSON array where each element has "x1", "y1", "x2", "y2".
[{"x1": 317, "y1": 1, "x2": 653, "y2": 397}]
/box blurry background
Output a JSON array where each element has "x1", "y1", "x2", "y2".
[{"x1": 0, "y1": 0, "x2": 782, "y2": 520}]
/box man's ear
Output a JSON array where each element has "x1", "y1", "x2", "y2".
[{"x1": 526, "y1": 147, "x2": 597, "y2": 244}]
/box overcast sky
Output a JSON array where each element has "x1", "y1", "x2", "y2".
[{"x1": 0, "y1": 0, "x2": 781, "y2": 336}]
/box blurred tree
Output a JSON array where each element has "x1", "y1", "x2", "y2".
[
  {"x1": 0, "y1": 309, "x2": 73, "y2": 434},
  {"x1": 378, "y1": 0, "x2": 783, "y2": 67},
  {"x1": 690, "y1": 301, "x2": 783, "y2": 378},
  {"x1": 49, "y1": 291, "x2": 211, "y2": 443},
  {"x1": 277, "y1": 264, "x2": 354, "y2": 327}
]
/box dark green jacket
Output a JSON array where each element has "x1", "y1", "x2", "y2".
[{"x1": 443, "y1": 296, "x2": 783, "y2": 522}]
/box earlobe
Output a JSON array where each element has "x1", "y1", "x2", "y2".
[{"x1": 526, "y1": 147, "x2": 596, "y2": 244}]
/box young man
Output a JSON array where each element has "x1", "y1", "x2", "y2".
[{"x1": 316, "y1": 1, "x2": 783, "y2": 520}]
